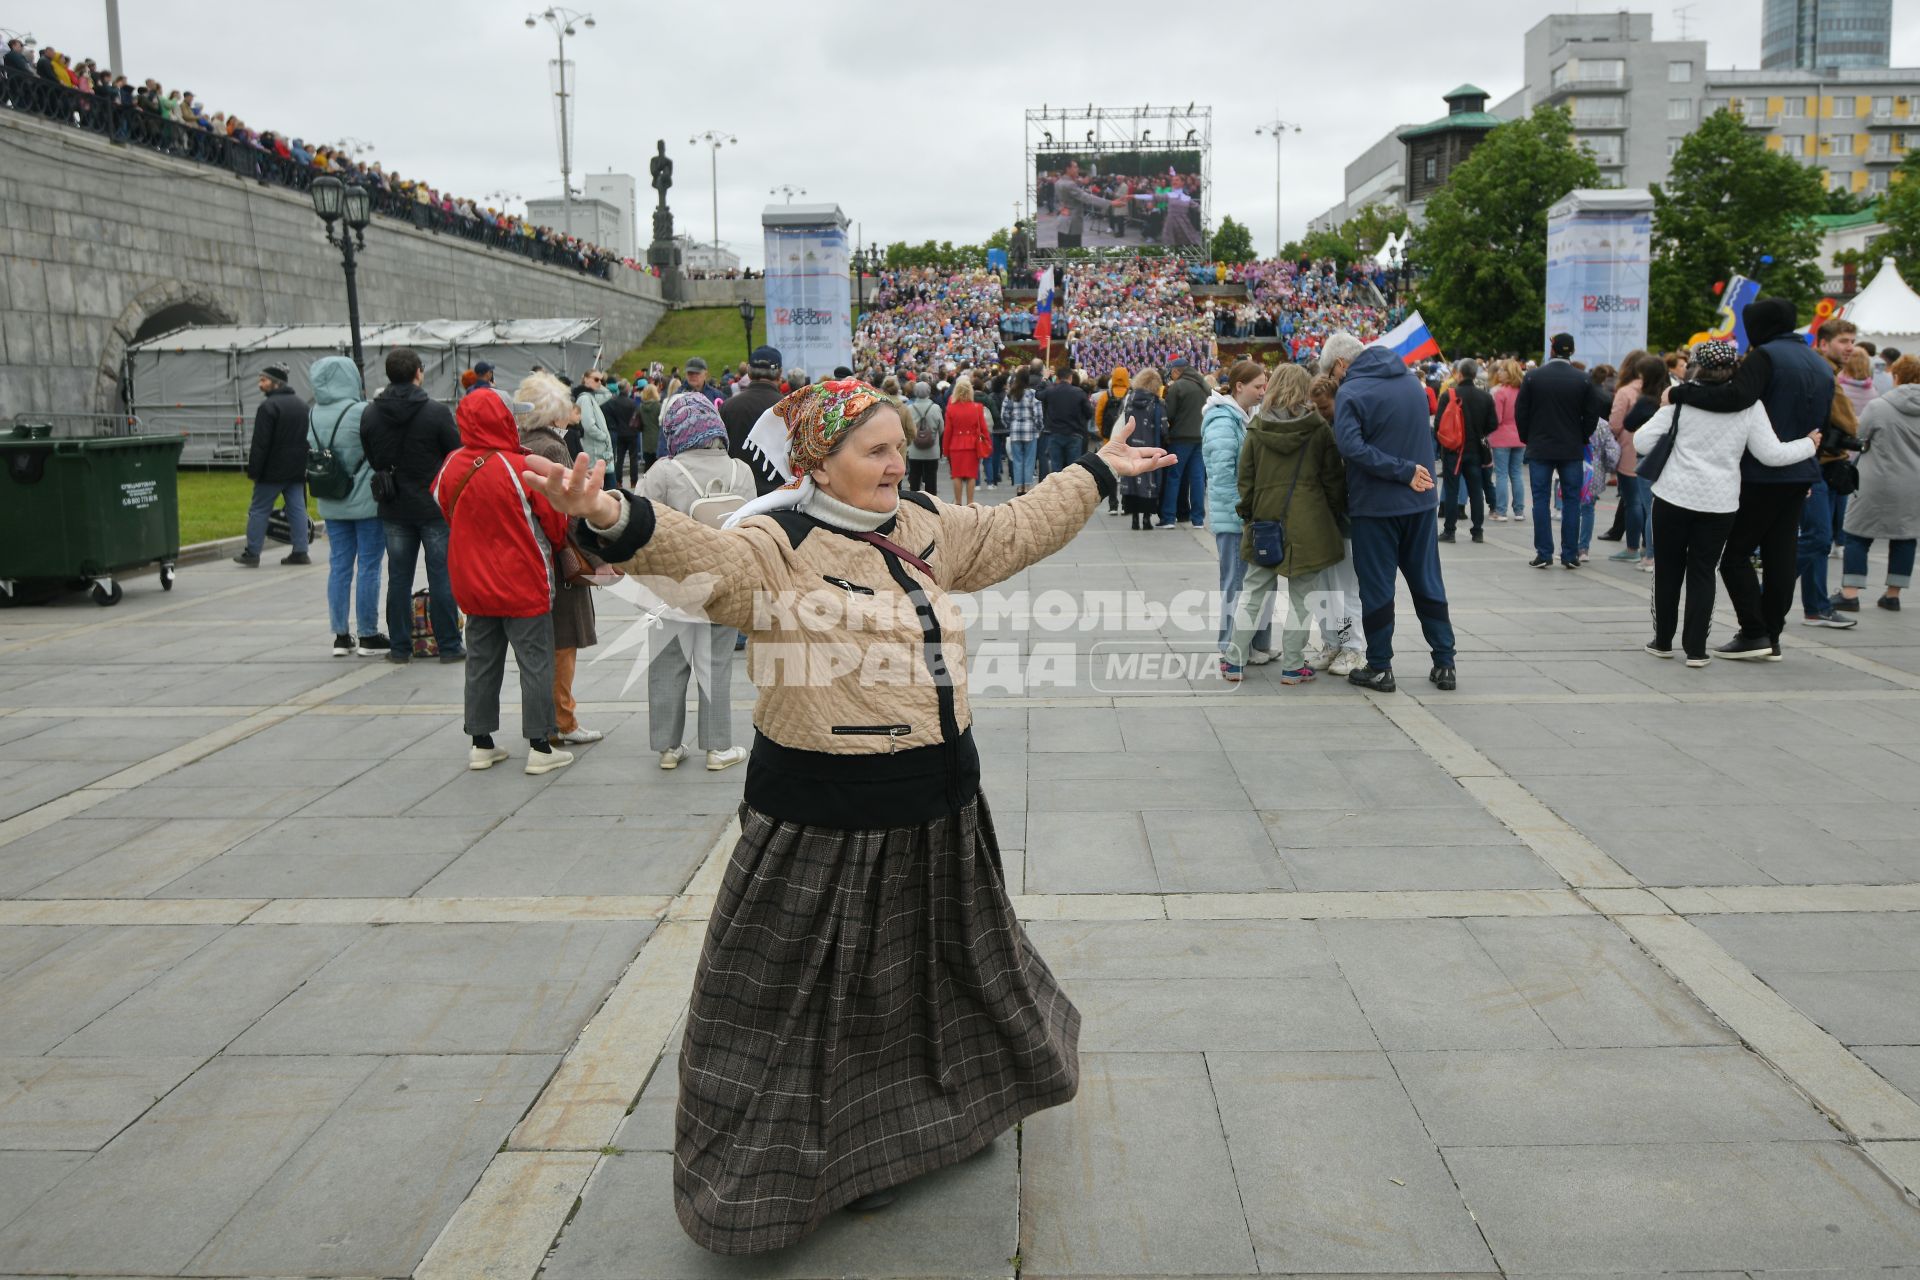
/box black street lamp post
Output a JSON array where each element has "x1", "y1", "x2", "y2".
[
  {"x1": 737, "y1": 299, "x2": 755, "y2": 363},
  {"x1": 310, "y1": 175, "x2": 372, "y2": 371}
]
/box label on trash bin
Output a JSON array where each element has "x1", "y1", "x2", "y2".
[{"x1": 120, "y1": 479, "x2": 158, "y2": 510}]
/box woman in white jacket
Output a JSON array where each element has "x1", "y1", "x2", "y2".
[{"x1": 1632, "y1": 339, "x2": 1818, "y2": 666}]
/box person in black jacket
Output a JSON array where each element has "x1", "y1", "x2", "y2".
[
  {"x1": 3, "y1": 39, "x2": 32, "y2": 76},
  {"x1": 1435, "y1": 361, "x2": 1498, "y2": 543},
  {"x1": 1668, "y1": 297, "x2": 1843, "y2": 658},
  {"x1": 1515, "y1": 333, "x2": 1611, "y2": 568},
  {"x1": 234, "y1": 365, "x2": 312, "y2": 567},
  {"x1": 719, "y1": 345, "x2": 786, "y2": 494},
  {"x1": 359, "y1": 347, "x2": 465, "y2": 663},
  {"x1": 601, "y1": 379, "x2": 640, "y2": 487}
]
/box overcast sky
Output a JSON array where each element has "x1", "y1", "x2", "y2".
[{"x1": 12, "y1": 0, "x2": 1919, "y2": 267}]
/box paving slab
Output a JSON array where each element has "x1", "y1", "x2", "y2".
[
  {"x1": 1022, "y1": 919, "x2": 1334, "y2": 981},
  {"x1": 1065, "y1": 976, "x2": 1375, "y2": 1052},
  {"x1": 0, "y1": 816, "x2": 164, "y2": 896},
  {"x1": 1139, "y1": 808, "x2": 1293, "y2": 892},
  {"x1": 1207, "y1": 1050, "x2": 1496, "y2": 1274},
  {"x1": 1278, "y1": 842, "x2": 1562, "y2": 893},
  {"x1": 0, "y1": 1055, "x2": 378, "y2": 1276},
  {"x1": 1024, "y1": 812, "x2": 1157, "y2": 894},
  {"x1": 1320, "y1": 918, "x2": 1561, "y2": 1050},
  {"x1": 1859, "y1": 1046, "x2": 1920, "y2": 1107},
  {"x1": 544, "y1": 1142, "x2": 1018, "y2": 1279},
  {"x1": 0, "y1": 1151, "x2": 87, "y2": 1235},
  {"x1": 228, "y1": 920, "x2": 654, "y2": 1056},
  {"x1": 0, "y1": 924, "x2": 226, "y2": 1054},
  {"x1": 0, "y1": 1056, "x2": 203, "y2": 1151},
  {"x1": 19, "y1": 816, "x2": 275, "y2": 898},
  {"x1": 188, "y1": 1053, "x2": 560, "y2": 1278},
  {"x1": 1445, "y1": 1141, "x2": 1920, "y2": 1273},
  {"x1": 1020, "y1": 1053, "x2": 1254, "y2": 1277},
  {"x1": 1392, "y1": 1046, "x2": 1838, "y2": 1146}
]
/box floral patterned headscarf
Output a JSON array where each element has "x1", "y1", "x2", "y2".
[{"x1": 723, "y1": 379, "x2": 903, "y2": 528}]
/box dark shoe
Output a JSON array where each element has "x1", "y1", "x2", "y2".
[
  {"x1": 1644, "y1": 642, "x2": 1675, "y2": 659},
  {"x1": 1802, "y1": 611, "x2": 1857, "y2": 629},
  {"x1": 386, "y1": 652, "x2": 411, "y2": 665},
  {"x1": 357, "y1": 633, "x2": 390, "y2": 657},
  {"x1": 281, "y1": 552, "x2": 312, "y2": 566},
  {"x1": 331, "y1": 634, "x2": 353, "y2": 657},
  {"x1": 845, "y1": 1188, "x2": 897, "y2": 1213},
  {"x1": 1879, "y1": 594, "x2": 1902, "y2": 612},
  {"x1": 1437, "y1": 531, "x2": 1456, "y2": 543},
  {"x1": 1347, "y1": 665, "x2": 1396, "y2": 692},
  {"x1": 1563, "y1": 559, "x2": 1580, "y2": 570},
  {"x1": 1470, "y1": 531, "x2": 1485, "y2": 543},
  {"x1": 1529, "y1": 555, "x2": 1553, "y2": 569},
  {"x1": 438, "y1": 649, "x2": 467, "y2": 664},
  {"x1": 232, "y1": 551, "x2": 260, "y2": 567},
  {"x1": 1716, "y1": 632, "x2": 1780, "y2": 662},
  {"x1": 1429, "y1": 665, "x2": 1457, "y2": 690},
  {"x1": 1596, "y1": 531, "x2": 1624, "y2": 542},
  {"x1": 1832, "y1": 595, "x2": 1860, "y2": 612}
]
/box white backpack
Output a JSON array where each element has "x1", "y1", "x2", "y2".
[{"x1": 668, "y1": 458, "x2": 750, "y2": 529}]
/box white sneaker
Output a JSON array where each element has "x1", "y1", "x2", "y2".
[
  {"x1": 1307, "y1": 642, "x2": 1340, "y2": 671},
  {"x1": 554, "y1": 727, "x2": 604, "y2": 745},
  {"x1": 525, "y1": 747, "x2": 574, "y2": 775},
  {"x1": 1328, "y1": 649, "x2": 1365, "y2": 677},
  {"x1": 707, "y1": 746, "x2": 748, "y2": 771},
  {"x1": 468, "y1": 745, "x2": 511, "y2": 770},
  {"x1": 1248, "y1": 648, "x2": 1279, "y2": 666},
  {"x1": 659, "y1": 746, "x2": 690, "y2": 770}
]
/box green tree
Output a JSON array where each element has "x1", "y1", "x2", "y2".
[
  {"x1": 1210, "y1": 215, "x2": 1256, "y2": 263},
  {"x1": 1866, "y1": 156, "x2": 1920, "y2": 285},
  {"x1": 1415, "y1": 105, "x2": 1601, "y2": 356},
  {"x1": 1343, "y1": 203, "x2": 1410, "y2": 256},
  {"x1": 1649, "y1": 109, "x2": 1826, "y2": 349}
]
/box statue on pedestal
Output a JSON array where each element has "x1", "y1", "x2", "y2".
[{"x1": 646, "y1": 139, "x2": 684, "y2": 294}]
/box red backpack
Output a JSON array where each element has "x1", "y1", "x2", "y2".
[{"x1": 1436, "y1": 392, "x2": 1466, "y2": 454}]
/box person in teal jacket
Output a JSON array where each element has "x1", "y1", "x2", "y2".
[
  {"x1": 1201, "y1": 360, "x2": 1272, "y2": 657},
  {"x1": 307, "y1": 356, "x2": 387, "y2": 657}
]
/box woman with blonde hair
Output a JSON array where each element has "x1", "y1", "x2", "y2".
[
  {"x1": 942, "y1": 379, "x2": 992, "y2": 506},
  {"x1": 1486, "y1": 358, "x2": 1526, "y2": 522},
  {"x1": 514, "y1": 372, "x2": 602, "y2": 745},
  {"x1": 1225, "y1": 364, "x2": 1348, "y2": 683}
]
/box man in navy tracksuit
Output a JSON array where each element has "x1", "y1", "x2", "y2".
[{"x1": 1327, "y1": 335, "x2": 1457, "y2": 692}]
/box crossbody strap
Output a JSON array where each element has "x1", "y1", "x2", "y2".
[
  {"x1": 850, "y1": 529, "x2": 935, "y2": 578},
  {"x1": 444, "y1": 451, "x2": 496, "y2": 521}
]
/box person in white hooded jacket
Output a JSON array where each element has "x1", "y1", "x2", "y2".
[{"x1": 1632, "y1": 339, "x2": 1817, "y2": 666}]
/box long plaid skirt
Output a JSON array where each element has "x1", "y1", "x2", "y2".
[{"x1": 673, "y1": 791, "x2": 1080, "y2": 1255}]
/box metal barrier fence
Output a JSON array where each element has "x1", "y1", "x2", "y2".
[{"x1": 0, "y1": 68, "x2": 619, "y2": 279}]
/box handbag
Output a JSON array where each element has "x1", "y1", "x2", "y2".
[
  {"x1": 1636, "y1": 404, "x2": 1680, "y2": 484},
  {"x1": 1822, "y1": 432, "x2": 1868, "y2": 496},
  {"x1": 1249, "y1": 449, "x2": 1308, "y2": 569}
]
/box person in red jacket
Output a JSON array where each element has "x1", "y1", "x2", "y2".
[
  {"x1": 434, "y1": 389, "x2": 576, "y2": 775},
  {"x1": 942, "y1": 378, "x2": 992, "y2": 505}
]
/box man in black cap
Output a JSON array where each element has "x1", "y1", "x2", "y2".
[
  {"x1": 683, "y1": 356, "x2": 725, "y2": 408},
  {"x1": 720, "y1": 344, "x2": 787, "y2": 494},
  {"x1": 1515, "y1": 333, "x2": 1610, "y2": 569},
  {"x1": 234, "y1": 364, "x2": 312, "y2": 567},
  {"x1": 470, "y1": 361, "x2": 499, "y2": 395}
]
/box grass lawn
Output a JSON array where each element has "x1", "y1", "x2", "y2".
[
  {"x1": 609, "y1": 305, "x2": 871, "y2": 383},
  {"x1": 176, "y1": 470, "x2": 320, "y2": 546}
]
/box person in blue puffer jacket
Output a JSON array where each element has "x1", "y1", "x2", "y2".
[
  {"x1": 1326, "y1": 333, "x2": 1456, "y2": 693},
  {"x1": 306, "y1": 356, "x2": 386, "y2": 658},
  {"x1": 1201, "y1": 360, "x2": 1272, "y2": 658}
]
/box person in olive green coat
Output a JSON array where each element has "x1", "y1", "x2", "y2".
[
  {"x1": 638, "y1": 382, "x2": 664, "y2": 468},
  {"x1": 1224, "y1": 364, "x2": 1348, "y2": 682}
]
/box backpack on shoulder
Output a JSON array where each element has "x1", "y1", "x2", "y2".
[
  {"x1": 1436, "y1": 392, "x2": 1465, "y2": 456},
  {"x1": 910, "y1": 401, "x2": 938, "y2": 450},
  {"x1": 305, "y1": 408, "x2": 360, "y2": 501},
  {"x1": 668, "y1": 458, "x2": 750, "y2": 529}
]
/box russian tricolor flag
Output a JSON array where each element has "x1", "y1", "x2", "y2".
[
  {"x1": 1371, "y1": 311, "x2": 1443, "y2": 366},
  {"x1": 1034, "y1": 267, "x2": 1055, "y2": 353}
]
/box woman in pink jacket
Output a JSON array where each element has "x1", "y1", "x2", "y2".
[{"x1": 1486, "y1": 360, "x2": 1525, "y2": 521}]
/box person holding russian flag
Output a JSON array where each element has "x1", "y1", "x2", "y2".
[{"x1": 1322, "y1": 331, "x2": 1458, "y2": 693}]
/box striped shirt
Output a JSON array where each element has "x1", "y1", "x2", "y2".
[{"x1": 1002, "y1": 390, "x2": 1041, "y2": 443}]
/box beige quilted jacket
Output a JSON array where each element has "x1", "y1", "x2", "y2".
[{"x1": 586, "y1": 462, "x2": 1107, "y2": 755}]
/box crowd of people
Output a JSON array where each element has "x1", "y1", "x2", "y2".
[
  {"x1": 853, "y1": 267, "x2": 1006, "y2": 371},
  {"x1": 2, "y1": 36, "x2": 632, "y2": 277}
]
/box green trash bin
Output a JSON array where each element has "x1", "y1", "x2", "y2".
[{"x1": 0, "y1": 422, "x2": 186, "y2": 606}]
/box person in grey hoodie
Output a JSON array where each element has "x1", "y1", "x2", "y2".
[
  {"x1": 1839, "y1": 353, "x2": 1920, "y2": 612},
  {"x1": 306, "y1": 356, "x2": 386, "y2": 657},
  {"x1": 904, "y1": 381, "x2": 944, "y2": 494}
]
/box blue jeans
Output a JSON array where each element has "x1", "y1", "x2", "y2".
[
  {"x1": 326, "y1": 517, "x2": 385, "y2": 637},
  {"x1": 1159, "y1": 440, "x2": 1206, "y2": 526},
  {"x1": 244, "y1": 480, "x2": 308, "y2": 556},
  {"x1": 983, "y1": 435, "x2": 1006, "y2": 485},
  {"x1": 1008, "y1": 438, "x2": 1038, "y2": 488},
  {"x1": 1528, "y1": 459, "x2": 1584, "y2": 563},
  {"x1": 383, "y1": 517, "x2": 460, "y2": 657},
  {"x1": 1038, "y1": 432, "x2": 1084, "y2": 480},
  {"x1": 1216, "y1": 532, "x2": 1271, "y2": 654},
  {"x1": 1614, "y1": 474, "x2": 1645, "y2": 552},
  {"x1": 1350, "y1": 512, "x2": 1455, "y2": 670},
  {"x1": 1842, "y1": 532, "x2": 1917, "y2": 589},
  {"x1": 1579, "y1": 497, "x2": 1597, "y2": 554},
  {"x1": 1491, "y1": 446, "x2": 1526, "y2": 517},
  {"x1": 1798, "y1": 478, "x2": 1834, "y2": 615}
]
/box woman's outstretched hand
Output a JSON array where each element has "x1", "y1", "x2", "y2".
[
  {"x1": 522, "y1": 453, "x2": 622, "y2": 527},
  {"x1": 1097, "y1": 417, "x2": 1177, "y2": 478}
]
